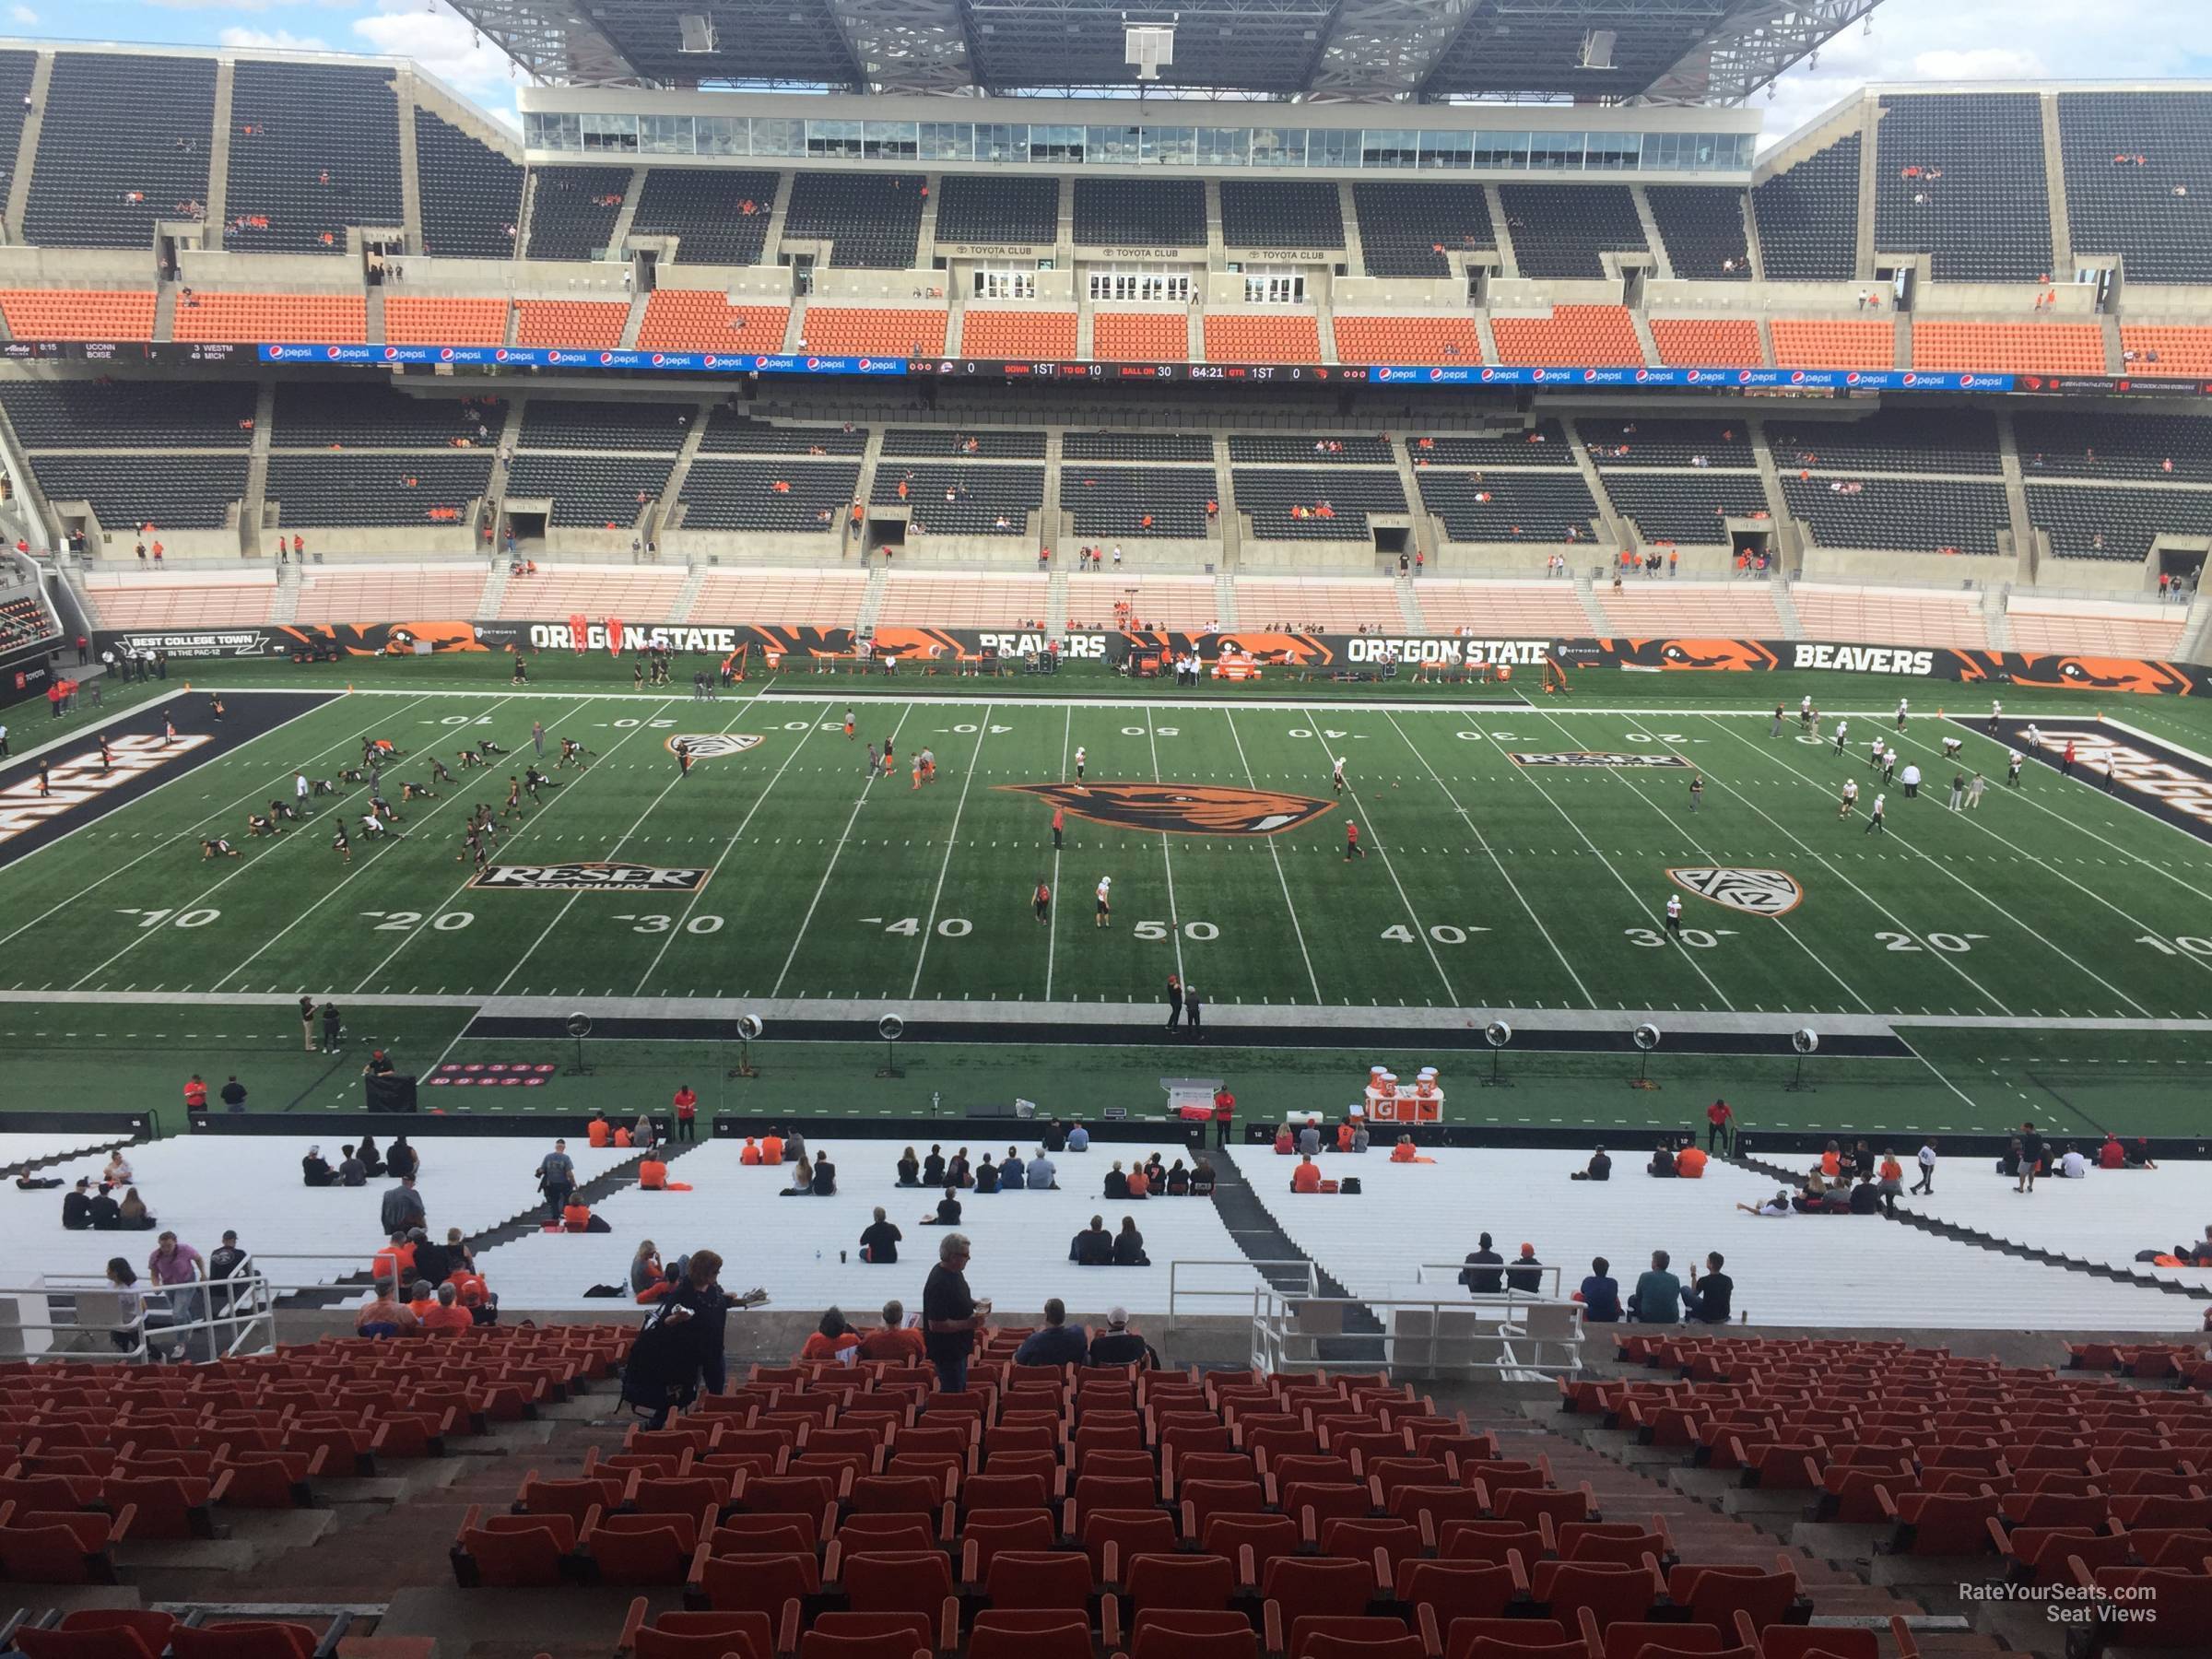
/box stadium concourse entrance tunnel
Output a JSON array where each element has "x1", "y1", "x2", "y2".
[{"x1": 1730, "y1": 524, "x2": 1771, "y2": 566}]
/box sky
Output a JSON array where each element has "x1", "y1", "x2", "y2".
[{"x1": 35, "y1": 0, "x2": 2212, "y2": 145}]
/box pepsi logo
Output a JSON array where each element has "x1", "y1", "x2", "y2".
[
  {"x1": 754, "y1": 356, "x2": 771, "y2": 368},
  {"x1": 1845, "y1": 371, "x2": 1861, "y2": 385},
  {"x1": 859, "y1": 358, "x2": 874, "y2": 371},
  {"x1": 268, "y1": 346, "x2": 288, "y2": 359},
  {"x1": 1582, "y1": 369, "x2": 1598, "y2": 382},
  {"x1": 495, "y1": 348, "x2": 512, "y2": 361},
  {"x1": 1789, "y1": 371, "x2": 1806, "y2": 384},
  {"x1": 806, "y1": 357, "x2": 821, "y2": 370},
  {"x1": 651, "y1": 353, "x2": 666, "y2": 366},
  {"x1": 703, "y1": 355, "x2": 719, "y2": 368},
  {"x1": 1736, "y1": 370, "x2": 1753, "y2": 383},
  {"x1": 382, "y1": 347, "x2": 400, "y2": 360},
  {"x1": 325, "y1": 346, "x2": 343, "y2": 359},
  {"x1": 597, "y1": 352, "x2": 614, "y2": 364},
  {"x1": 1533, "y1": 369, "x2": 1549, "y2": 381},
  {"x1": 1479, "y1": 368, "x2": 1497, "y2": 382},
  {"x1": 1688, "y1": 370, "x2": 1703, "y2": 382},
  {"x1": 1902, "y1": 372, "x2": 1919, "y2": 386},
  {"x1": 439, "y1": 347, "x2": 455, "y2": 362},
  {"x1": 1635, "y1": 369, "x2": 1650, "y2": 382}
]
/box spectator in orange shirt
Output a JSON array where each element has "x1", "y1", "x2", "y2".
[
  {"x1": 357, "y1": 1283, "x2": 418, "y2": 1338},
  {"x1": 1819, "y1": 1141, "x2": 1841, "y2": 1179},
  {"x1": 420, "y1": 1282, "x2": 475, "y2": 1333},
  {"x1": 1291, "y1": 1156, "x2": 1322, "y2": 1194},
  {"x1": 586, "y1": 1111, "x2": 611, "y2": 1148},
  {"x1": 761, "y1": 1130, "x2": 785, "y2": 1165},
  {"x1": 1125, "y1": 1162, "x2": 1151, "y2": 1200},
  {"x1": 638, "y1": 1157, "x2": 668, "y2": 1191},
  {"x1": 799, "y1": 1309, "x2": 860, "y2": 1364},
  {"x1": 856, "y1": 1300, "x2": 926, "y2": 1363},
  {"x1": 561, "y1": 1199, "x2": 594, "y2": 1232},
  {"x1": 1675, "y1": 1144, "x2": 1709, "y2": 1179},
  {"x1": 371, "y1": 1230, "x2": 416, "y2": 1284},
  {"x1": 739, "y1": 1136, "x2": 763, "y2": 1165}
]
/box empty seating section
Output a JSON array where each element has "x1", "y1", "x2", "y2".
[
  {"x1": 266, "y1": 454, "x2": 492, "y2": 527},
  {"x1": 2030, "y1": 484, "x2": 2212, "y2": 560},
  {"x1": 26, "y1": 53, "x2": 215, "y2": 248},
  {"x1": 959, "y1": 311, "x2": 1078, "y2": 359},
  {"x1": 1914, "y1": 323, "x2": 2103, "y2": 374},
  {"x1": 636, "y1": 291, "x2": 789, "y2": 352},
  {"x1": 291, "y1": 568, "x2": 488, "y2": 623},
  {"x1": 1074, "y1": 178, "x2": 1206, "y2": 248},
  {"x1": 871, "y1": 463, "x2": 1044, "y2": 535},
  {"x1": 1416, "y1": 582, "x2": 1594, "y2": 634},
  {"x1": 1646, "y1": 186, "x2": 1751, "y2": 278},
  {"x1": 520, "y1": 399, "x2": 688, "y2": 452},
  {"x1": 385, "y1": 297, "x2": 508, "y2": 345},
  {"x1": 1219, "y1": 182, "x2": 1345, "y2": 250},
  {"x1": 783, "y1": 172, "x2": 925, "y2": 268},
  {"x1": 1603, "y1": 476, "x2": 1772, "y2": 545},
  {"x1": 1771, "y1": 319, "x2": 1894, "y2": 370},
  {"x1": 1236, "y1": 578, "x2": 1401, "y2": 631},
  {"x1": 82, "y1": 573, "x2": 276, "y2": 629},
  {"x1": 1064, "y1": 576, "x2": 1216, "y2": 629},
  {"x1": 933, "y1": 175, "x2": 1059, "y2": 247},
  {"x1": 700, "y1": 415, "x2": 867, "y2": 456},
  {"x1": 1064, "y1": 430, "x2": 1211, "y2": 463},
  {"x1": 273, "y1": 382, "x2": 501, "y2": 448},
  {"x1": 2119, "y1": 325, "x2": 2212, "y2": 374},
  {"x1": 29, "y1": 457, "x2": 247, "y2": 530},
  {"x1": 525, "y1": 167, "x2": 633, "y2": 261},
  {"x1": 629, "y1": 169, "x2": 778, "y2": 265},
  {"x1": 1793, "y1": 585, "x2": 1987, "y2": 647},
  {"x1": 1875, "y1": 92, "x2": 2052, "y2": 281},
  {"x1": 1061, "y1": 466, "x2": 1214, "y2": 538},
  {"x1": 1418, "y1": 472, "x2": 1602, "y2": 544},
  {"x1": 1201, "y1": 314, "x2": 1321, "y2": 364},
  {"x1": 1331, "y1": 316, "x2": 1481, "y2": 364},
  {"x1": 1598, "y1": 583, "x2": 1783, "y2": 633},
  {"x1": 690, "y1": 569, "x2": 867, "y2": 626},
  {"x1": 1352, "y1": 182, "x2": 1494, "y2": 276},
  {"x1": 497, "y1": 567, "x2": 686, "y2": 620},
  {"x1": 504, "y1": 456, "x2": 674, "y2": 528},
  {"x1": 1093, "y1": 312, "x2": 1188, "y2": 361},
  {"x1": 799, "y1": 308, "x2": 946, "y2": 357},
  {"x1": 224, "y1": 64, "x2": 403, "y2": 254},
  {"x1": 2006, "y1": 600, "x2": 2184, "y2": 654},
  {"x1": 0, "y1": 288, "x2": 156, "y2": 341},
  {"x1": 515, "y1": 300, "x2": 627, "y2": 347},
  {"x1": 885, "y1": 429, "x2": 1046, "y2": 460},
  {"x1": 0, "y1": 52, "x2": 34, "y2": 187},
  {"x1": 0, "y1": 381, "x2": 255, "y2": 447},
  {"x1": 1783, "y1": 477, "x2": 2010, "y2": 553},
  {"x1": 1490, "y1": 306, "x2": 1641, "y2": 365},
  {"x1": 2016, "y1": 412, "x2": 2212, "y2": 480},
  {"x1": 679, "y1": 461, "x2": 861, "y2": 533},
  {"x1": 1495, "y1": 184, "x2": 1647, "y2": 278},
  {"x1": 414, "y1": 109, "x2": 522, "y2": 259},
  {"x1": 876, "y1": 572, "x2": 1049, "y2": 626},
  {"x1": 1767, "y1": 409, "x2": 2001, "y2": 475},
  {"x1": 1408, "y1": 424, "x2": 1572, "y2": 466},
  {"x1": 172, "y1": 293, "x2": 367, "y2": 343},
  {"x1": 1233, "y1": 467, "x2": 1406, "y2": 541},
  {"x1": 1752, "y1": 132, "x2": 1860, "y2": 279},
  {"x1": 2059, "y1": 92, "x2": 2212, "y2": 283},
  {"x1": 1582, "y1": 418, "x2": 1754, "y2": 470},
  {"x1": 1651, "y1": 317, "x2": 1761, "y2": 367}
]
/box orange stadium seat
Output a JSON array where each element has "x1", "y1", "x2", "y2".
[
  {"x1": 1063, "y1": 577, "x2": 1218, "y2": 631},
  {"x1": 1652, "y1": 317, "x2": 1762, "y2": 368},
  {"x1": 637, "y1": 291, "x2": 791, "y2": 353},
  {"x1": 82, "y1": 575, "x2": 278, "y2": 630},
  {"x1": 291, "y1": 568, "x2": 490, "y2": 624},
  {"x1": 497, "y1": 566, "x2": 688, "y2": 621},
  {"x1": 513, "y1": 300, "x2": 628, "y2": 348},
  {"x1": 1913, "y1": 324, "x2": 2104, "y2": 375},
  {"x1": 1237, "y1": 579, "x2": 1404, "y2": 633},
  {"x1": 1789, "y1": 585, "x2": 1987, "y2": 649},
  {"x1": 1597, "y1": 584, "x2": 1783, "y2": 635},
  {"x1": 690, "y1": 570, "x2": 869, "y2": 628},
  {"x1": 876, "y1": 573, "x2": 1050, "y2": 628},
  {"x1": 2119, "y1": 326, "x2": 2212, "y2": 375},
  {"x1": 1332, "y1": 317, "x2": 1483, "y2": 365},
  {"x1": 1094, "y1": 312, "x2": 1189, "y2": 361},
  {"x1": 1770, "y1": 320, "x2": 1895, "y2": 370},
  {"x1": 1490, "y1": 305, "x2": 1641, "y2": 366},
  {"x1": 798, "y1": 308, "x2": 947, "y2": 357},
  {"x1": 0, "y1": 288, "x2": 156, "y2": 342},
  {"x1": 171, "y1": 293, "x2": 367, "y2": 343},
  {"x1": 960, "y1": 311, "x2": 1078, "y2": 359},
  {"x1": 1413, "y1": 582, "x2": 1593, "y2": 636},
  {"x1": 1203, "y1": 313, "x2": 1322, "y2": 364},
  {"x1": 2003, "y1": 602, "x2": 2184, "y2": 656},
  {"x1": 385, "y1": 297, "x2": 508, "y2": 346}
]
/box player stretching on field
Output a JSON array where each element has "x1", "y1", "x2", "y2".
[
  {"x1": 331, "y1": 821, "x2": 351, "y2": 864},
  {"x1": 202, "y1": 837, "x2": 240, "y2": 860},
  {"x1": 1033, "y1": 880, "x2": 1051, "y2": 924},
  {"x1": 557, "y1": 737, "x2": 589, "y2": 771}
]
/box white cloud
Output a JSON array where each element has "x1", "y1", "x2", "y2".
[
  {"x1": 9, "y1": 6, "x2": 38, "y2": 25},
  {"x1": 218, "y1": 26, "x2": 330, "y2": 52},
  {"x1": 353, "y1": 0, "x2": 511, "y2": 98}
]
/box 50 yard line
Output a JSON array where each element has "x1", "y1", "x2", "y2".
[
  {"x1": 770, "y1": 703, "x2": 917, "y2": 998},
  {"x1": 1145, "y1": 702, "x2": 1187, "y2": 987},
  {"x1": 907, "y1": 715, "x2": 993, "y2": 995},
  {"x1": 1043, "y1": 705, "x2": 1070, "y2": 1000}
]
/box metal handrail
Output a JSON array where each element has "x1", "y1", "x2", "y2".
[
  {"x1": 1166, "y1": 1258, "x2": 1317, "y2": 1335},
  {"x1": 5, "y1": 1267, "x2": 275, "y2": 1363},
  {"x1": 1245, "y1": 1285, "x2": 1584, "y2": 1381},
  {"x1": 1412, "y1": 1261, "x2": 1566, "y2": 1298}
]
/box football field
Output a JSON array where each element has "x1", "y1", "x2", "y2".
[{"x1": 6, "y1": 663, "x2": 2212, "y2": 1138}]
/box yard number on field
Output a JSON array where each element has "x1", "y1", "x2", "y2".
[
  {"x1": 361, "y1": 911, "x2": 474, "y2": 932},
  {"x1": 617, "y1": 913, "x2": 726, "y2": 935},
  {"x1": 117, "y1": 907, "x2": 219, "y2": 929},
  {"x1": 1382, "y1": 924, "x2": 1491, "y2": 945}
]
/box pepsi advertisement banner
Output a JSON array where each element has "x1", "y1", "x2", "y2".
[{"x1": 257, "y1": 343, "x2": 909, "y2": 374}]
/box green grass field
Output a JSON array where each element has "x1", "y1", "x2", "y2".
[{"x1": 7, "y1": 652, "x2": 2212, "y2": 1141}]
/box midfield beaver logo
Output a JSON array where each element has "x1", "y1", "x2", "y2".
[
  {"x1": 1608, "y1": 639, "x2": 1779, "y2": 673},
  {"x1": 999, "y1": 782, "x2": 1335, "y2": 837},
  {"x1": 2006, "y1": 654, "x2": 2188, "y2": 696}
]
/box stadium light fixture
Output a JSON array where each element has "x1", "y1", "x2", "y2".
[
  {"x1": 677, "y1": 12, "x2": 717, "y2": 53},
  {"x1": 1125, "y1": 20, "x2": 1176, "y2": 81},
  {"x1": 1578, "y1": 29, "x2": 1617, "y2": 71}
]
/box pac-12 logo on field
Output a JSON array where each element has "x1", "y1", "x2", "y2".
[
  {"x1": 665, "y1": 734, "x2": 764, "y2": 759},
  {"x1": 998, "y1": 782, "x2": 1335, "y2": 837},
  {"x1": 1666, "y1": 867, "x2": 1804, "y2": 918}
]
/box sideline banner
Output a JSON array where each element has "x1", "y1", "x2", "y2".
[{"x1": 1, "y1": 637, "x2": 55, "y2": 707}]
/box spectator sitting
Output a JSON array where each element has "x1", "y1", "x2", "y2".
[
  {"x1": 1029, "y1": 1148, "x2": 1057, "y2": 1191},
  {"x1": 1335, "y1": 1118, "x2": 1357, "y2": 1154},
  {"x1": 338, "y1": 1145, "x2": 368, "y2": 1186},
  {"x1": 812, "y1": 1152, "x2": 837, "y2": 1196},
  {"x1": 357, "y1": 1279, "x2": 418, "y2": 1338},
  {"x1": 1578, "y1": 1256, "x2": 1621, "y2": 1323},
  {"x1": 1736, "y1": 1191, "x2": 1794, "y2": 1217},
  {"x1": 1351, "y1": 1122, "x2": 1371, "y2": 1155},
  {"x1": 1002, "y1": 1147, "x2": 1027, "y2": 1190},
  {"x1": 897, "y1": 1147, "x2": 921, "y2": 1185},
  {"x1": 1648, "y1": 1143, "x2": 1677, "y2": 1178},
  {"x1": 1819, "y1": 1141, "x2": 1841, "y2": 1179},
  {"x1": 784, "y1": 1154, "x2": 815, "y2": 1194},
  {"x1": 1391, "y1": 1135, "x2": 1428, "y2": 1164},
  {"x1": 947, "y1": 1147, "x2": 972, "y2": 1185},
  {"x1": 63, "y1": 1178, "x2": 94, "y2": 1229},
  {"x1": 1041, "y1": 1120, "x2": 1067, "y2": 1154},
  {"x1": 1847, "y1": 1176, "x2": 1882, "y2": 1214},
  {"x1": 2099, "y1": 1134, "x2": 2126, "y2": 1171},
  {"x1": 421, "y1": 1281, "x2": 475, "y2": 1333},
  {"x1": 87, "y1": 1184, "x2": 123, "y2": 1230},
  {"x1": 588, "y1": 1111, "x2": 612, "y2": 1148},
  {"x1": 738, "y1": 1135, "x2": 763, "y2": 1165},
  {"x1": 1630, "y1": 1251, "x2": 1681, "y2": 1324},
  {"x1": 562, "y1": 1200, "x2": 611, "y2": 1233},
  {"x1": 1102, "y1": 1159, "x2": 1128, "y2": 1199},
  {"x1": 1014, "y1": 1298, "x2": 1088, "y2": 1366},
  {"x1": 1113, "y1": 1216, "x2": 1149, "y2": 1266},
  {"x1": 759, "y1": 1129, "x2": 784, "y2": 1164},
  {"x1": 631, "y1": 1240, "x2": 667, "y2": 1302},
  {"x1": 1071, "y1": 1215, "x2": 1114, "y2": 1265},
  {"x1": 2059, "y1": 1144, "x2": 2088, "y2": 1179},
  {"x1": 1459, "y1": 1231, "x2": 1503, "y2": 1293},
  {"x1": 116, "y1": 1188, "x2": 155, "y2": 1230},
  {"x1": 358, "y1": 1136, "x2": 386, "y2": 1177},
  {"x1": 387, "y1": 1136, "x2": 418, "y2": 1181},
  {"x1": 2127, "y1": 1138, "x2": 2159, "y2": 1169},
  {"x1": 406, "y1": 1277, "x2": 438, "y2": 1321},
  {"x1": 922, "y1": 1144, "x2": 946, "y2": 1184},
  {"x1": 1274, "y1": 1124, "x2": 1295, "y2": 1155},
  {"x1": 1298, "y1": 1123, "x2": 1322, "y2": 1157},
  {"x1": 1189, "y1": 1158, "x2": 1218, "y2": 1197},
  {"x1": 1675, "y1": 1142, "x2": 1708, "y2": 1179},
  {"x1": 1794, "y1": 1171, "x2": 1830, "y2": 1213},
  {"x1": 1088, "y1": 1306, "x2": 1160, "y2": 1370},
  {"x1": 1144, "y1": 1152, "x2": 1166, "y2": 1188},
  {"x1": 1684, "y1": 1252, "x2": 1734, "y2": 1324},
  {"x1": 2171, "y1": 1228, "x2": 2212, "y2": 1266},
  {"x1": 800, "y1": 1309, "x2": 860, "y2": 1364},
  {"x1": 1065, "y1": 1124, "x2": 1090, "y2": 1153},
  {"x1": 922, "y1": 1186, "x2": 962, "y2": 1226},
  {"x1": 975, "y1": 1154, "x2": 1001, "y2": 1194},
  {"x1": 1291, "y1": 1155, "x2": 1322, "y2": 1194},
  {"x1": 103, "y1": 1150, "x2": 135, "y2": 1188},
  {"x1": 301, "y1": 1147, "x2": 335, "y2": 1187},
  {"x1": 860, "y1": 1207, "x2": 900, "y2": 1264},
  {"x1": 1126, "y1": 1162, "x2": 1151, "y2": 1200},
  {"x1": 857, "y1": 1300, "x2": 926, "y2": 1362},
  {"x1": 1571, "y1": 1147, "x2": 1611, "y2": 1182},
  {"x1": 639, "y1": 1156, "x2": 675, "y2": 1190},
  {"x1": 1164, "y1": 1159, "x2": 1189, "y2": 1195},
  {"x1": 1504, "y1": 1243, "x2": 1545, "y2": 1294}
]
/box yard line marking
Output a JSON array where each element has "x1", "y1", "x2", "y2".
[
  {"x1": 1222, "y1": 709, "x2": 1321, "y2": 1005},
  {"x1": 1381, "y1": 710, "x2": 1591, "y2": 1007},
  {"x1": 1144, "y1": 702, "x2": 1186, "y2": 987},
  {"x1": 1535, "y1": 708, "x2": 1875, "y2": 1017},
  {"x1": 771, "y1": 703, "x2": 917, "y2": 998},
  {"x1": 0, "y1": 694, "x2": 420, "y2": 947},
  {"x1": 908, "y1": 716, "x2": 993, "y2": 996},
  {"x1": 1296, "y1": 706, "x2": 1457, "y2": 1006},
  {"x1": 1044, "y1": 705, "x2": 1070, "y2": 1001},
  {"x1": 1707, "y1": 714, "x2": 2152, "y2": 1018},
  {"x1": 211, "y1": 695, "x2": 530, "y2": 990},
  {"x1": 360, "y1": 698, "x2": 678, "y2": 997}
]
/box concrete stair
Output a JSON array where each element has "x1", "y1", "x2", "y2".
[
  {"x1": 856, "y1": 564, "x2": 888, "y2": 629},
  {"x1": 671, "y1": 562, "x2": 709, "y2": 621},
  {"x1": 4, "y1": 52, "x2": 51, "y2": 241},
  {"x1": 1771, "y1": 578, "x2": 1805, "y2": 641}
]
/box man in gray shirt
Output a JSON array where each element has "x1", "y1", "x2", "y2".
[
  {"x1": 1632, "y1": 1250, "x2": 1682, "y2": 1324},
  {"x1": 783, "y1": 1127, "x2": 807, "y2": 1168},
  {"x1": 381, "y1": 1175, "x2": 425, "y2": 1235},
  {"x1": 1297, "y1": 1122, "x2": 1322, "y2": 1156},
  {"x1": 535, "y1": 1139, "x2": 576, "y2": 1222},
  {"x1": 338, "y1": 1145, "x2": 368, "y2": 1186},
  {"x1": 1027, "y1": 1149, "x2": 1057, "y2": 1191}
]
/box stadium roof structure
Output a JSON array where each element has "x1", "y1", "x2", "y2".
[{"x1": 447, "y1": 0, "x2": 1882, "y2": 104}]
